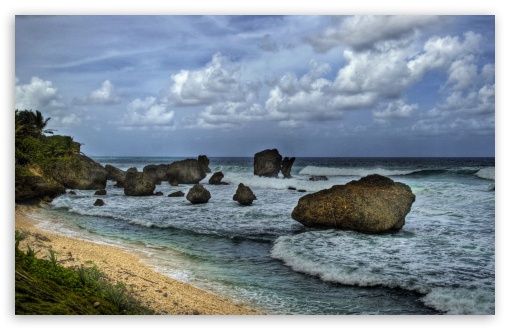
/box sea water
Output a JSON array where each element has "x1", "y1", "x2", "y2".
[{"x1": 33, "y1": 157, "x2": 495, "y2": 315}]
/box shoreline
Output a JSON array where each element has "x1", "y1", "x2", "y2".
[{"x1": 14, "y1": 203, "x2": 261, "y2": 315}]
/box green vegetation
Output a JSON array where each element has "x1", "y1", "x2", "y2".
[{"x1": 15, "y1": 230, "x2": 155, "y2": 315}]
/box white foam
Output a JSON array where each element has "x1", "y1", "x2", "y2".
[
  {"x1": 298, "y1": 165, "x2": 416, "y2": 177},
  {"x1": 475, "y1": 167, "x2": 495, "y2": 180}
]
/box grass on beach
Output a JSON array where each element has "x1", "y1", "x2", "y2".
[{"x1": 15, "y1": 229, "x2": 155, "y2": 315}]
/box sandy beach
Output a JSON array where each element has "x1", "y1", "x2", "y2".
[{"x1": 14, "y1": 204, "x2": 261, "y2": 315}]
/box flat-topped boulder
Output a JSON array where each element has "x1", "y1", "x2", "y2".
[
  {"x1": 291, "y1": 174, "x2": 415, "y2": 234},
  {"x1": 254, "y1": 149, "x2": 282, "y2": 177},
  {"x1": 167, "y1": 159, "x2": 206, "y2": 184},
  {"x1": 124, "y1": 167, "x2": 155, "y2": 196}
]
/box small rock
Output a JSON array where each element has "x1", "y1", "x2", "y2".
[
  {"x1": 168, "y1": 191, "x2": 185, "y2": 197},
  {"x1": 93, "y1": 199, "x2": 105, "y2": 206},
  {"x1": 94, "y1": 189, "x2": 107, "y2": 195}
]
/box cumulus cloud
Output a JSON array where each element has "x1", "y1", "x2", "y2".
[
  {"x1": 373, "y1": 100, "x2": 418, "y2": 122},
  {"x1": 120, "y1": 97, "x2": 175, "y2": 129},
  {"x1": 15, "y1": 76, "x2": 65, "y2": 110},
  {"x1": 73, "y1": 80, "x2": 120, "y2": 105},
  {"x1": 306, "y1": 15, "x2": 441, "y2": 52},
  {"x1": 163, "y1": 53, "x2": 254, "y2": 106}
]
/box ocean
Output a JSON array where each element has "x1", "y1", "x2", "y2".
[{"x1": 31, "y1": 157, "x2": 495, "y2": 315}]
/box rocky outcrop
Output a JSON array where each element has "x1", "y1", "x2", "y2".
[
  {"x1": 168, "y1": 191, "x2": 185, "y2": 197},
  {"x1": 291, "y1": 174, "x2": 415, "y2": 234},
  {"x1": 281, "y1": 157, "x2": 296, "y2": 179},
  {"x1": 186, "y1": 184, "x2": 211, "y2": 204},
  {"x1": 15, "y1": 165, "x2": 66, "y2": 202},
  {"x1": 198, "y1": 155, "x2": 211, "y2": 173},
  {"x1": 167, "y1": 159, "x2": 206, "y2": 184},
  {"x1": 209, "y1": 171, "x2": 228, "y2": 185},
  {"x1": 254, "y1": 149, "x2": 282, "y2": 177},
  {"x1": 105, "y1": 165, "x2": 126, "y2": 185},
  {"x1": 143, "y1": 164, "x2": 170, "y2": 185},
  {"x1": 46, "y1": 154, "x2": 108, "y2": 190},
  {"x1": 233, "y1": 183, "x2": 257, "y2": 206},
  {"x1": 124, "y1": 167, "x2": 155, "y2": 196}
]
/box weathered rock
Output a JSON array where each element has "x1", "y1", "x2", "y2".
[
  {"x1": 254, "y1": 149, "x2": 282, "y2": 177},
  {"x1": 154, "y1": 191, "x2": 164, "y2": 196},
  {"x1": 105, "y1": 165, "x2": 126, "y2": 183},
  {"x1": 168, "y1": 191, "x2": 185, "y2": 197},
  {"x1": 209, "y1": 171, "x2": 226, "y2": 185},
  {"x1": 297, "y1": 189, "x2": 307, "y2": 193},
  {"x1": 291, "y1": 174, "x2": 415, "y2": 234},
  {"x1": 281, "y1": 157, "x2": 296, "y2": 179},
  {"x1": 233, "y1": 183, "x2": 257, "y2": 206},
  {"x1": 169, "y1": 177, "x2": 179, "y2": 186},
  {"x1": 94, "y1": 189, "x2": 106, "y2": 195},
  {"x1": 186, "y1": 184, "x2": 211, "y2": 204},
  {"x1": 143, "y1": 164, "x2": 170, "y2": 185},
  {"x1": 167, "y1": 159, "x2": 206, "y2": 184},
  {"x1": 114, "y1": 181, "x2": 125, "y2": 188},
  {"x1": 68, "y1": 190, "x2": 77, "y2": 195},
  {"x1": 198, "y1": 155, "x2": 211, "y2": 173},
  {"x1": 124, "y1": 167, "x2": 156, "y2": 196},
  {"x1": 46, "y1": 154, "x2": 108, "y2": 190},
  {"x1": 309, "y1": 175, "x2": 328, "y2": 181},
  {"x1": 93, "y1": 199, "x2": 105, "y2": 206},
  {"x1": 15, "y1": 165, "x2": 66, "y2": 202}
]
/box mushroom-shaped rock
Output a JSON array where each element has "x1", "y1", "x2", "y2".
[
  {"x1": 124, "y1": 167, "x2": 156, "y2": 196},
  {"x1": 233, "y1": 183, "x2": 257, "y2": 206},
  {"x1": 281, "y1": 157, "x2": 296, "y2": 179},
  {"x1": 291, "y1": 174, "x2": 415, "y2": 234},
  {"x1": 186, "y1": 184, "x2": 211, "y2": 204},
  {"x1": 254, "y1": 149, "x2": 282, "y2": 178}
]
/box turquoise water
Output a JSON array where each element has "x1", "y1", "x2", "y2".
[{"x1": 36, "y1": 157, "x2": 495, "y2": 314}]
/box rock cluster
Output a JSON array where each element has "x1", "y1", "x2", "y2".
[
  {"x1": 253, "y1": 149, "x2": 295, "y2": 178},
  {"x1": 291, "y1": 174, "x2": 415, "y2": 233}
]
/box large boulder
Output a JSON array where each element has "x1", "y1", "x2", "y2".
[
  {"x1": 46, "y1": 154, "x2": 108, "y2": 190},
  {"x1": 186, "y1": 184, "x2": 211, "y2": 204},
  {"x1": 198, "y1": 155, "x2": 212, "y2": 173},
  {"x1": 105, "y1": 165, "x2": 126, "y2": 183},
  {"x1": 233, "y1": 183, "x2": 257, "y2": 206},
  {"x1": 291, "y1": 174, "x2": 415, "y2": 234},
  {"x1": 143, "y1": 164, "x2": 170, "y2": 184},
  {"x1": 281, "y1": 157, "x2": 296, "y2": 179},
  {"x1": 167, "y1": 159, "x2": 207, "y2": 184},
  {"x1": 209, "y1": 171, "x2": 228, "y2": 185},
  {"x1": 124, "y1": 167, "x2": 155, "y2": 196},
  {"x1": 254, "y1": 149, "x2": 282, "y2": 177}
]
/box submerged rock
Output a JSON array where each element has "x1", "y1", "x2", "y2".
[
  {"x1": 309, "y1": 175, "x2": 328, "y2": 181},
  {"x1": 291, "y1": 174, "x2": 415, "y2": 233},
  {"x1": 233, "y1": 183, "x2": 257, "y2": 206},
  {"x1": 186, "y1": 184, "x2": 211, "y2": 204},
  {"x1": 254, "y1": 149, "x2": 282, "y2": 178}
]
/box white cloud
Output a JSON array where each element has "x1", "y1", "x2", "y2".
[
  {"x1": 120, "y1": 97, "x2": 175, "y2": 129},
  {"x1": 306, "y1": 15, "x2": 441, "y2": 52},
  {"x1": 73, "y1": 80, "x2": 120, "y2": 105},
  {"x1": 15, "y1": 76, "x2": 65, "y2": 110},
  {"x1": 373, "y1": 100, "x2": 418, "y2": 121},
  {"x1": 445, "y1": 55, "x2": 479, "y2": 91}
]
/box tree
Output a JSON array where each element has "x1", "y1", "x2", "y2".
[{"x1": 15, "y1": 110, "x2": 54, "y2": 138}]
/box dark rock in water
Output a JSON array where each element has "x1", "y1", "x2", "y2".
[
  {"x1": 288, "y1": 186, "x2": 297, "y2": 190},
  {"x1": 46, "y1": 154, "x2": 108, "y2": 190},
  {"x1": 233, "y1": 183, "x2": 257, "y2": 206},
  {"x1": 124, "y1": 167, "x2": 156, "y2": 196},
  {"x1": 254, "y1": 149, "x2": 282, "y2": 177},
  {"x1": 94, "y1": 189, "x2": 106, "y2": 196},
  {"x1": 309, "y1": 175, "x2": 328, "y2": 181},
  {"x1": 198, "y1": 155, "x2": 212, "y2": 173},
  {"x1": 167, "y1": 159, "x2": 206, "y2": 184},
  {"x1": 169, "y1": 177, "x2": 179, "y2": 186},
  {"x1": 168, "y1": 191, "x2": 185, "y2": 197},
  {"x1": 105, "y1": 165, "x2": 126, "y2": 183},
  {"x1": 68, "y1": 190, "x2": 77, "y2": 195},
  {"x1": 93, "y1": 199, "x2": 105, "y2": 206},
  {"x1": 291, "y1": 174, "x2": 415, "y2": 234},
  {"x1": 154, "y1": 191, "x2": 164, "y2": 196},
  {"x1": 281, "y1": 157, "x2": 296, "y2": 179},
  {"x1": 186, "y1": 184, "x2": 211, "y2": 204},
  {"x1": 114, "y1": 181, "x2": 125, "y2": 188},
  {"x1": 143, "y1": 164, "x2": 170, "y2": 185},
  {"x1": 209, "y1": 171, "x2": 225, "y2": 185},
  {"x1": 297, "y1": 189, "x2": 307, "y2": 192}
]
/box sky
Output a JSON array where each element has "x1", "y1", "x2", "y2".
[{"x1": 14, "y1": 14, "x2": 495, "y2": 157}]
